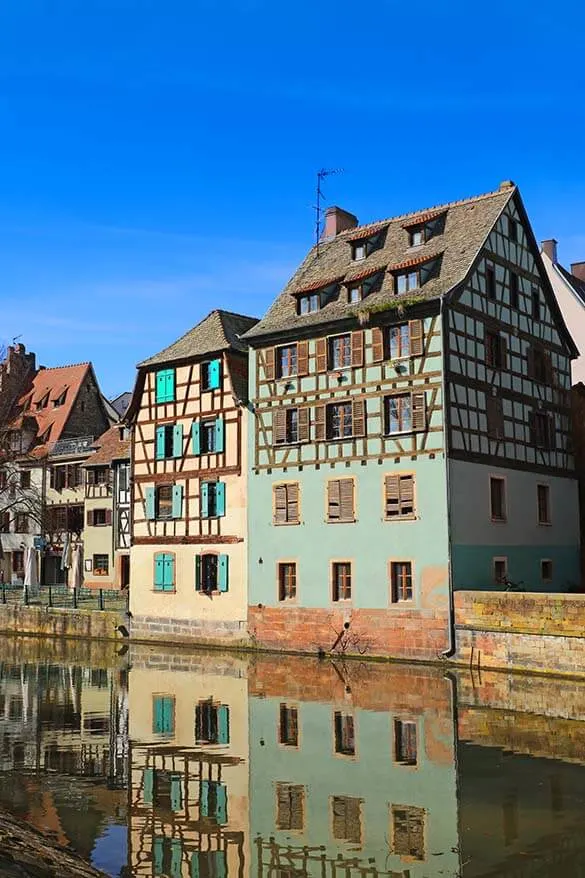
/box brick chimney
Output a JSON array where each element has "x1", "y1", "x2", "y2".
[
  {"x1": 322, "y1": 206, "x2": 358, "y2": 240},
  {"x1": 0, "y1": 343, "x2": 36, "y2": 420},
  {"x1": 571, "y1": 261, "x2": 585, "y2": 282},
  {"x1": 541, "y1": 239, "x2": 558, "y2": 263}
]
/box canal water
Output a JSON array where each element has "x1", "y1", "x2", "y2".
[{"x1": 1, "y1": 638, "x2": 585, "y2": 877}]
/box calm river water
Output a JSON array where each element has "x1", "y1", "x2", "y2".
[{"x1": 1, "y1": 637, "x2": 585, "y2": 877}]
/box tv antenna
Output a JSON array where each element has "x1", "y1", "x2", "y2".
[{"x1": 315, "y1": 167, "x2": 343, "y2": 255}]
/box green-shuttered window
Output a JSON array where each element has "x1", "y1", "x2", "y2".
[
  {"x1": 192, "y1": 418, "x2": 224, "y2": 454},
  {"x1": 200, "y1": 780, "x2": 228, "y2": 824},
  {"x1": 153, "y1": 695, "x2": 175, "y2": 734},
  {"x1": 156, "y1": 424, "x2": 182, "y2": 459},
  {"x1": 201, "y1": 481, "x2": 226, "y2": 518},
  {"x1": 143, "y1": 768, "x2": 154, "y2": 805},
  {"x1": 195, "y1": 554, "x2": 229, "y2": 593},
  {"x1": 154, "y1": 553, "x2": 175, "y2": 591},
  {"x1": 201, "y1": 359, "x2": 222, "y2": 391},
  {"x1": 156, "y1": 369, "x2": 175, "y2": 404},
  {"x1": 191, "y1": 852, "x2": 227, "y2": 878},
  {"x1": 195, "y1": 699, "x2": 230, "y2": 744},
  {"x1": 153, "y1": 837, "x2": 182, "y2": 878}
]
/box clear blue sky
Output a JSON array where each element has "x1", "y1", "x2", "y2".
[{"x1": 1, "y1": 0, "x2": 584, "y2": 398}]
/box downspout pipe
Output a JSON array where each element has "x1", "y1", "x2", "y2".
[{"x1": 439, "y1": 294, "x2": 457, "y2": 659}]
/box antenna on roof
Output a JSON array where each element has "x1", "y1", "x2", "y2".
[
  {"x1": 12, "y1": 335, "x2": 22, "y2": 345},
  {"x1": 315, "y1": 167, "x2": 343, "y2": 256}
]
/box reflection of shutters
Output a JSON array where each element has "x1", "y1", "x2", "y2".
[
  {"x1": 277, "y1": 784, "x2": 291, "y2": 829},
  {"x1": 195, "y1": 556, "x2": 201, "y2": 591},
  {"x1": 265, "y1": 348, "x2": 275, "y2": 380},
  {"x1": 217, "y1": 705, "x2": 230, "y2": 743},
  {"x1": 153, "y1": 838, "x2": 164, "y2": 874},
  {"x1": 273, "y1": 408, "x2": 286, "y2": 444},
  {"x1": 274, "y1": 485, "x2": 287, "y2": 524},
  {"x1": 297, "y1": 341, "x2": 309, "y2": 376},
  {"x1": 170, "y1": 839, "x2": 182, "y2": 878},
  {"x1": 171, "y1": 484, "x2": 183, "y2": 518},
  {"x1": 172, "y1": 424, "x2": 183, "y2": 458},
  {"x1": 200, "y1": 780, "x2": 209, "y2": 817},
  {"x1": 500, "y1": 335, "x2": 508, "y2": 368},
  {"x1": 412, "y1": 393, "x2": 426, "y2": 431},
  {"x1": 487, "y1": 396, "x2": 504, "y2": 440},
  {"x1": 372, "y1": 327, "x2": 385, "y2": 362},
  {"x1": 143, "y1": 768, "x2": 154, "y2": 805},
  {"x1": 352, "y1": 399, "x2": 366, "y2": 437},
  {"x1": 192, "y1": 421, "x2": 201, "y2": 455},
  {"x1": 215, "y1": 419, "x2": 225, "y2": 453},
  {"x1": 351, "y1": 331, "x2": 364, "y2": 367},
  {"x1": 333, "y1": 797, "x2": 361, "y2": 844},
  {"x1": 216, "y1": 483, "x2": 226, "y2": 517},
  {"x1": 171, "y1": 774, "x2": 183, "y2": 812},
  {"x1": 316, "y1": 338, "x2": 327, "y2": 372},
  {"x1": 393, "y1": 806, "x2": 425, "y2": 860},
  {"x1": 409, "y1": 320, "x2": 424, "y2": 356},
  {"x1": 315, "y1": 405, "x2": 326, "y2": 441},
  {"x1": 298, "y1": 407, "x2": 309, "y2": 443},
  {"x1": 145, "y1": 488, "x2": 155, "y2": 520},
  {"x1": 218, "y1": 555, "x2": 229, "y2": 592},
  {"x1": 216, "y1": 784, "x2": 228, "y2": 825}
]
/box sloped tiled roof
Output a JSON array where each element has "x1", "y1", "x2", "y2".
[
  {"x1": 244, "y1": 185, "x2": 516, "y2": 340},
  {"x1": 12, "y1": 363, "x2": 91, "y2": 458},
  {"x1": 109, "y1": 391, "x2": 132, "y2": 418},
  {"x1": 84, "y1": 424, "x2": 130, "y2": 466},
  {"x1": 556, "y1": 264, "x2": 585, "y2": 306},
  {"x1": 139, "y1": 310, "x2": 259, "y2": 367}
]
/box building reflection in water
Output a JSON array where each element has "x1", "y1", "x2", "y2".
[{"x1": 3, "y1": 642, "x2": 585, "y2": 877}]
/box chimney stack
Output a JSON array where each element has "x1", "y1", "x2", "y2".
[
  {"x1": 571, "y1": 261, "x2": 585, "y2": 282},
  {"x1": 322, "y1": 206, "x2": 358, "y2": 240},
  {"x1": 541, "y1": 239, "x2": 558, "y2": 263}
]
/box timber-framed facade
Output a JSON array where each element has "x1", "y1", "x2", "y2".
[{"x1": 127, "y1": 309, "x2": 257, "y2": 642}]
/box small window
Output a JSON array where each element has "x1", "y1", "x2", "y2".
[
  {"x1": 334, "y1": 712, "x2": 355, "y2": 756},
  {"x1": 279, "y1": 705, "x2": 299, "y2": 747},
  {"x1": 389, "y1": 324, "x2": 411, "y2": 360},
  {"x1": 195, "y1": 699, "x2": 230, "y2": 745},
  {"x1": 200, "y1": 420, "x2": 217, "y2": 453},
  {"x1": 332, "y1": 796, "x2": 362, "y2": 845},
  {"x1": 278, "y1": 562, "x2": 297, "y2": 601},
  {"x1": 93, "y1": 554, "x2": 109, "y2": 576},
  {"x1": 486, "y1": 396, "x2": 504, "y2": 440},
  {"x1": 391, "y1": 562, "x2": 413, "y2": 602},
  {"x1": 93, "y1": 508, "x2": 108, "y2": 526},
  {"x1": 385, "y1": 393, "x2": 426, "y2": 434},
  {"x1": 509, "y1": 272, "x2": 519, "y2": 309},
  {"x1": 348, "y1": 285, "x2": 362, "y2": 304},
  {"x1": 493, "y1": 557, "x2": 508, "y2": 586},
  {"x1": 327, "y1": 478, "x2": 354, "y2": 522},
  {"x1": 532, "y1": 346, "x2": 551, "y2": 384},
  {"x1": 95, "y1": 466, "x2": 109, "y2": 485},
  {"x1": 12, "y1": 550, "x2": 24, "y2": 575},
  {"x1": 201, "y1": 554, "x2": 217, "y2": 591},
  {"x1": 409, "y1": 227, "x2": 424, "y2": 247},
  {"x1": 532, "y1": 286, "x2": 541, "y2": 320},
  {"x1": 352, "y1": 242, "x2": 366, "y2": 261},
  {"x1": 273, "y1": 483, "x2": 300, "y2": 525},
  {"x1": 541, "y1": 559, "x2": 553, "y2": 583},
  {"x1": 156, "y1": 485, "x2": 173, "y2": 520},
  {"x1": 201, "y1": 481, "x2": 225, "y2": 518},
  {"x1": 329, "y1": 334, "x2": 352, "y2": 370},
  {"x1": 508, "y1": 216, "x2": 518, "y2": 242},
  {"x1": 276, "y1": 345, "x2": 298, "y2": 379},
  {"x1": 276, "y1": 783, "x2": 304, "y2": 831},
  {"x1": 155, "y1": 424, "x2": 175, "y2": 459},
  {"x1": 200, "y1": 780, "x2": 228, "y2": 824},
  {"x1": 485, "y1": 331, "x2": 506, "y2": 369},
  {"x1": 332, "y1": 562, "x2": 352, "y2": 601},
  {"x1": 326, "y1": 403, "x2": 353, "y2": 439},
  {"x1": 298, "y1": 293, "x2": 320, "y2": 315},
  {"x1": 153, "y1": 695, "x2": 175, "y2": 735},
  {"x1": 14, "y1": 513, "x2": 28, "y2": 533},
  {"x1": 395, "y1": 270, "x2": 419, "y2": 294},
  {"x1": 486, "y1": 265, "x2": 496, "y2": 301},
  {"x1": 490, "y1": 477, "x2": 506, "y2": 521},
  {"x1": 195, "y1": 553, "x2": 228, "y2": 594},
  {"x1": 156, "y1": 369, "x2": 175, "y2": 404},
  {"x1": 392, "y1": 805, "x2": 425, "y2": 861},
  {"x1": 53, "y1": 389, "x2": 67, "y2": 407},
  {"x1": 537, "y1": 484, "x2": 551, "y2": 525},
  {"x1": 394, "y1": 720, "x2": 417, "y2": 766},
  {"x1": 201, "y1": 359, "x2": 222, "y2": 391},
  {"x1": 36, "y1": 392, "x2": 49, "y2": 411},
  {"x1": 385, "y1": 474, "x2": 415, "y2": 519},
  {"x1": 531, "y1": 411, "x2": 553, "y2": 449},
  {"x1": 20, "y1": 471, "x2": 30, "y2": 489}
]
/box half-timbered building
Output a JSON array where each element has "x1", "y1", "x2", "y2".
[
  {"x1": 127, "y1": 309, "x2": 257, "y2": 642},
  {"x1": 243, "y1": 182, "x2": 580, "y2": 660}
]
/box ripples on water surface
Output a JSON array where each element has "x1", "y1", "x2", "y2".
[{"x1": 0, "y1": 637, "x2": 585, "y2": 877}]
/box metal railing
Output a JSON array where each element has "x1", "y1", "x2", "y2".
[
  {"x1": 0, "y1": 582, "x2": 128, "y2": 612},
  {"x1": 49, "y1": 436, "x2": 94, "y2": 457}
]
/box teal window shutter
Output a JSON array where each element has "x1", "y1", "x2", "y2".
[
  {"x1": 192, "y1": 421, "x2": 201, "y2": 455},
  {"x1": 163, "y1": 554, "x2": 174, "y2": 590},
  {"x1": 153, "y1": 837, "x2": 164, "y2": 875},
  {"x1": 217, "y1": 705, "x2": 230, "y2": 744},
  {"x1": 171, "y1": 485, "x2": 183, "y2": 519},
  {"x1": 200, "y1": 780, "x2": 209, "y2": 817},
  {"x1": 166, "y1": 369, "x2": 175, "y2": 403},
  {"x1": 154, "y1": 554, "x2": 165, "y2": 589},
  {"x1": 145, "y1": 488, "x2": 155, "y2": 520},
  {"x1": 218, "y1": 555, "x2": 229, "y2": 592},
  {"x1": 153, "y1": 695, "x2": 164, "y2": 731},
  {"x1": 155, "y1": 426, "x2": 166, "y2": 459},
  {"x1": 215, "y1": 784, "x2": 228, "y2": 825},
  {"x1": 195, "y1": 556, "x2": 201, "y2": 591},
  {"x1": 201, "y1": 482, "x2": 209, "y2": 518},
  {"x1": 216, "y1": 482, "x2": 226, "y2": 517},
  {"x1": 170, "y1": 839, "x2": 182, "y2": 878},
  {"x1": 215, "y1": 419, "x2": 225, "y2": 453},
  {"x1": 190, "y1": 854, "x2": 200, "y2": 878},
  {"x1": 172, "y1": 424, "x2": 183, "y2": 458},
  {"x1": 170, "y1": 774, "x2": 183, "y2": 812},
  {"x1": 156, "y1": 371, "x2": 167, "y2": 403},
  {"x1": 209, "y1": 359, "x2": 221, "y2": 389},
  {"x1": 143, "y1": 768, "x2": 154, "y2": 804}
]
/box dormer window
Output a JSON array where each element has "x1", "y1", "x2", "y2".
[
  {"x1": 348, "y1": 285, "x2": 362, "y2": 304},
  {"x1": 53, "y1": 390, "x2": 67, "y2": 408},
  {"x1": 352, "y1": 243, "x2": 366, "y2": 261},
  {"x1": 404, "y1": 212, "x2": 446, "y2": 249},
  {"x1": 36, "y1": 393, "x2": 49, "y2": 411},
  {"x1": 393, "y1": 255, "x2": 441, "y2": 295},
  {"x1": 410, "y1": 227, "x2": 424, "y2": 247},
  {"x1": 396, "y1": 270, "x2": 420, "y2": 294},
  {"x1": 298, "y1": 293, "x2": 320, "y2": 315}
]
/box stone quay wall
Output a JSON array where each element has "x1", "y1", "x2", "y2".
[{"x1": 0, "y1": 604, "x2": 125, "y2": 642}]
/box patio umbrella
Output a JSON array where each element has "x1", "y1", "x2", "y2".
[
  {"x1": 60, "y1": 533, "x2": 71, "y2": 571},
  {"x1": 72, "y1": 544, "x2": 83, "y2": 589}
]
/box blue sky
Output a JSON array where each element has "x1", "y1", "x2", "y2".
[{"x1": 1, "y1": 0, "x2": 584, "y2": 397}]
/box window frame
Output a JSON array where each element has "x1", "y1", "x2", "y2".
[
  {"x1": 493, "y1": 556, "x2": 508, "y2": 586},
  {"x1": 509, "y1": 272, "x2": 519, "y2": 309},
  {"x1": 276, "y1": 344, "x2": 298, "y2": 379},
  {"x1": 333, "y1": 710, "x2": 356, "y2": 758},
  {"x1": 390, "y1": 560, "x2": 414, "y2": 603},
  {"x1": 351, "y1": 242, "x2": 367, "y2": 261},
  {"x1": 328, "y1": 334, "x2": 352, "y2": 371},
  {"x1": 298, "y1": 292, "x2": 320, "y2": 315},
  {"x1": 278, "y1": 703, "x2": 300, "y2": 748},
  {"x1": 92, "y1": 508, "x2": 108, "y2": 527},
  {"x1": 541, "y1": 559, "x2": 553, "y2": 584},
  {"x1": 391, "y1": 804, "x2": 426, "y2": 862},
  {"x1": 278, "y1": 561, "x2": 297, "y2": 602},
  {"x1": 486, "y1": 264, "x2": 496, "y2": 301},
  {"x1": 485, "y1": 330, "x2": 506, "y2": 369},
  {"x1": 273, "y1": 482, "x2": 300, "y2": 526},
  {"x1": 537, "y1": 483, "x2": 551, "y2": 526},
  {"x1": 531, "y1": 286, "x2": 541, "y2": 320},
  {"x1": 155, "y1": 484, "x2": 174, "y2": 520},
  {"x1": 395, "y1": 269, "x2": 420, "y2": 294},
  {"x1": 326, "y1": 477, "x2": 355, "y2": 523},
  {"x1": 394, "y1": 718, "x2": 418, "y2": 767},
  {"x1": 489, "y1": 475, "x2": 507, "y2": 522},
  {"x1": 384, "y1": 473, "x2": 416, "y2": 521},
  {"x1": 326, "y1": 402, "x2": 353, "y2": 440},
  {"x1": 331, "y1": 561, "x2": 352, "y2": 602},
  {"x1": 93, "y1": 553, "x2": 109, "y2": 576},
  {"x1": 200, "y1": 358, "x2": 222, "y2": 392}
]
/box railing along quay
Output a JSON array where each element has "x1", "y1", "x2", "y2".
[{"x1": 0, "y1": 583, "x2": 128, "y2": 612}]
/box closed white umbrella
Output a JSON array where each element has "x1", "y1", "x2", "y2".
[
  {"x1": 60, "y1": 533, "x2": 70, "y2": 571},
  {"x1": 24, "y1": 547, "x2": 38, "y2": 590},
  {"x1": 72, "y1": 544, "x2": 83, "y2": 589}
]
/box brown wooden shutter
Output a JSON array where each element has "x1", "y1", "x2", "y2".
[
  {"x1": 409, "y1": 319, "x2": 424, "y2": 356},
  {"x1": 316, "y1": 337, "x2": 328, "y2": 373},
  {"x1": 327, "y1": 479, "x2": 341, "y2": 520},
  {"x1": 400, "y1": 475, "x2": 415, "y2": 513},
  {"x1": 528, "y1": 410, "x2": 536, "y2": 445},
  {"x1": 385, "y1": 474, "x2": 400, "y2": 518},
  {"x1": 297, "y1": 407, "x2": 309, "y2": 443},
  {"x1": 352, "y1": 399, "x2": 366, "y2": 437},
  {"x1": 372, "y1": 328, "x2": 385, "y2": 362},
  {"x1": 548, "y1": 415, "x2": 556, "y2": 450},
  {"x1": 265, "y1": 347, "x2": 275, "y2": 381},
  {"x1": 339, "y1": 479, "x2": 354, "y2": 521},
  {"x1": 351, "y1": 331, "x2": 364, "y2": 367},
  {"x1": 87, "y1": 469, "x2": 95, "y2": 486},
  {"x1": 287, "y1": 482, "x2": 299, "y2": 523},
  {"x1": 297, "y1": 341, "x2": 308, "y2": 376},
  {"x1": 273, "y1": 485, "x2": 287, "y2": 524},
  {"x1": 105, "y1": 508, "x2": 112, "y2": 525},
  {"x1": 273, "y1": 408, "x2": 286, "y2": 444},
  {"x1": 315, "y1": 405, "x2": 326, "y2": 441},
  {"x1": 486, "y1": 396, "x2": 503, "y2": 440},
  {"x1": 86, "y1": 509, "x2": 93, "y2": 526},
  {"x1": 412, "y1": 392, "x2": 426, "y2": 431},
  {"x1": 526, "y1": 346, "x2": 534, "y2": 379}
]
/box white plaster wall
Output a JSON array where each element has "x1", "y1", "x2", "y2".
[{"x1": 541, "y1": 251, "x2": 585, "y2": 385}]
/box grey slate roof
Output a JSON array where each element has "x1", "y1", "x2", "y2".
[
  {"x1": 139, "y1": 310, "x2": 259, "y2": 367},
  {"x1": 556, "y1": 264, "x2": 585, "y2": 306},
  {"x1": 243, "y1": 185, "x2": 516, "y2": 341}
]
